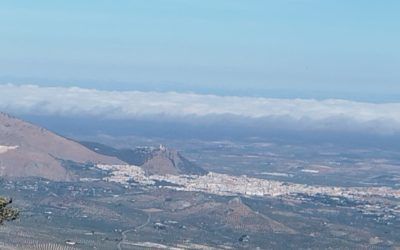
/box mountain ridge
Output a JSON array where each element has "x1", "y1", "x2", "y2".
[{"x1": 0, "y1": 112, "x2": 124, "y2": 181}]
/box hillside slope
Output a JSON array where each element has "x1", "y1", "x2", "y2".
[{"x1": 0, "y1": 112, "x2": 124, "y2": 181}]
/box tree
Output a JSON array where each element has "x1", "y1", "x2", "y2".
[{"x1": 0, "y1": 196, "x2": 19, "y2": 224}]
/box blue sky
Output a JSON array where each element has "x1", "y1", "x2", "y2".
[{"x1": 0, "y1": 0, "x2": 399, "y2": 101}]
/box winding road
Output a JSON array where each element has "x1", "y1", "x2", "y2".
[{"x1": 117, "y1": 211, "x2": 151, "y2": 250}]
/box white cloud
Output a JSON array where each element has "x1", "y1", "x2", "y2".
[{"x1": 1, "y1": 84, "x2": 400, "y2": 134}]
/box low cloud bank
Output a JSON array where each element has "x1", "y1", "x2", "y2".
[{"x1": 1, "y1": 84, "x2": 399, "y2": 135}]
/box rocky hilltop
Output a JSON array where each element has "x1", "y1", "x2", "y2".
[
  {"x1": 141, "y1": 145, "x2": 208, "y2": 176},
  {"x1": 0, "y1": 112, "x2": 124, "y2": 181},
  {"x1": 81, "y1": 142, "x2": 208, "y2": 176}
]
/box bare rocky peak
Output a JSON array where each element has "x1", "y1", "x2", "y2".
[
  {"x1": 0, "y1": 112, "x2": 124, "y2": 181},
  {"x1": 141, "y1": 144, "x2": 208, "y2": 176}
]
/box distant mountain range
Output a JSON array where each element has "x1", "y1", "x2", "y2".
[{"x1": 0, "y1": 112, "x2": 206, "y2": 181}]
